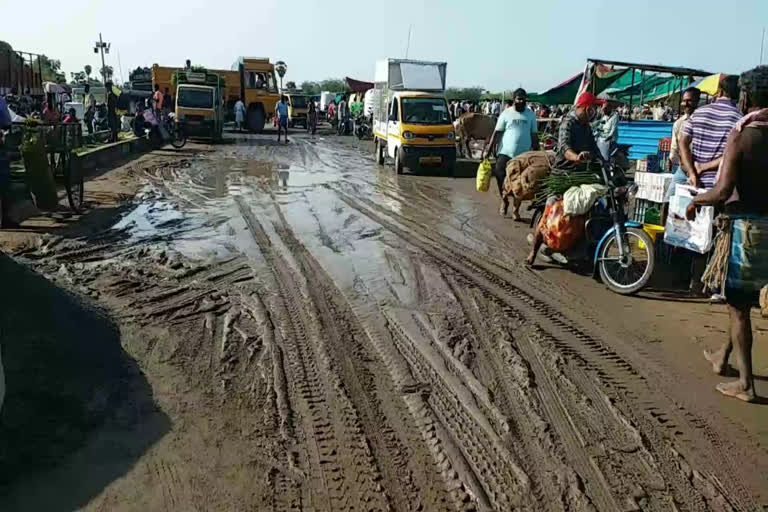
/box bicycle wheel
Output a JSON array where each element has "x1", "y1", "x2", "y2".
[{"x1": 63, "y1": 154, "x2": 84, "y2": 213}]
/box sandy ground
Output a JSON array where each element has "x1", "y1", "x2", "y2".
[{"x1": 0, "y1": 127, "x2": 766, "y2": 511}]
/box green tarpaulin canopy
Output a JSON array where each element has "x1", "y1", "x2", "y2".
[{"x1": 528, "y1": 67, "x2": 630, "y2": 105}]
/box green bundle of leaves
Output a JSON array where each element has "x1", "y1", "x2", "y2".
[{"x1": 535, "y1": 170, "x2": 601, "y2": 202}]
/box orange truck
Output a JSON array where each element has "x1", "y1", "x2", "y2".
[{"x1": 152, "y1": 57, "x2": 281, "y2": 133}]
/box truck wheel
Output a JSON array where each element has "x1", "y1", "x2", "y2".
[
  {"x1": 247, "y1": 106, "x2": 265, "y2": 133},
  {"x1": 375, "y1": 139, "x2": 385, "y2": 165},
  {"x1": 394, "y1": 148, "x2": 404, "y2": 175}
]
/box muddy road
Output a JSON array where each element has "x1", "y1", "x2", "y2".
[{"x1": 3, "y1": 130, "x2": 767, "y2": 511}]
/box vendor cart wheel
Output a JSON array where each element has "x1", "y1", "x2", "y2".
[
  {"x1": 375, "y1": 139, "x2": 385, "y2": 165},
  {"x1": 64, "y1": 157, "x2": 84, "y2": 213},
  {"x1": 394, "y1": 148, "x2": 404, "y2": 175}
]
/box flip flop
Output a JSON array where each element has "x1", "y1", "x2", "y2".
[{"x1": 715, "y1": 381, "x2": 757, "y2": 403}]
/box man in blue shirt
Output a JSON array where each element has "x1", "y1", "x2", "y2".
[
  {"x1": 483, "y1": 88, "x2": 539, "y2": 216},
  {"x1": 276, "y1": 95, "x2": 290, "y2": 144}
]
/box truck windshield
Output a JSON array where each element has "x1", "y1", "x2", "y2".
[
  {"x1": 401, "y1": 98, "x2": 451, "y2": 125},
  {"x1": 291, "y1": 96, "x2": 308, "y2": 108},
  {"x1": 178, "y1": 88, "x2": 213, "y2": 109}
]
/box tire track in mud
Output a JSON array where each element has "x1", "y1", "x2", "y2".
[
  {"x1": 332, "y1": 188, "x2": 755, "y2": 511},
  {"x1": 235, "y1": 195, "x2": 458, "y2": 511}
]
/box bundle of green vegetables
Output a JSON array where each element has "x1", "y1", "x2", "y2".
[{"x1": 534, "y1": 171, "x2": 601, "y2": 203}]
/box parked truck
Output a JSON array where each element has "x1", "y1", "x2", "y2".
[
  {"x1": 232, "y1": 57, "x2": 281, "y2": 133},
  {"x1": 284, "y1": 90, "x2": 309, "y2": 128},
  {"x1": 153, "y1": 57, "x2": 281, "y2": 133},
  {"x1": 174, "y1": 70, "x2": 225, "y2": 141},
  {"x1": 372, "y1": 59, "x2": 456, "y2": 174}
]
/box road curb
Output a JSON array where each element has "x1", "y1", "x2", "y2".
[{"x1": 73, "y1": 137, "x2": 152, "y2": 176}]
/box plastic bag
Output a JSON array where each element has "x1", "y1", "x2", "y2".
[
  {"x1": 476, "y1": 159, "x2": 492, "y2": 193},
  {"x1": 539, "y1": 199, "x2": 585, "y2": 252},
  {"x1": 664, "y1": 184, "x2": 714, "y2": 254}
]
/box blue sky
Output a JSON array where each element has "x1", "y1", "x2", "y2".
[{"x1": 3, "y1": 0, "x2": 767, "y2": 92}]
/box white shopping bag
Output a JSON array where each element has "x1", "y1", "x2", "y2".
[{"x1": 664, "y1": 184, "x2": 714, "y2": 254}]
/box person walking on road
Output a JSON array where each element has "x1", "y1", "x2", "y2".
[
  {"x1": 307, "y1": 98, "x2": 318, "y2": 135},
  {"x1": 483, "y1": 88, "x2": 539, "y2": 216},
  {"x1": 686, "y1": 65, "x2": 768, "y2": 403},
  {"x1": 234, "y1": 98, "x2": 246, "y2": 132},
  {"x1": 337, "y1": 96, "x2": 348, "y2": 135},
  {"x1": 83, "y1": 84, "x2": 96, "y2": 135},
  {"x1": 106, "y1": 82, "x2": 119, "y2": 143},
  {"x1": 276, "y1": 95, "x2": 290, "y2": 144}
]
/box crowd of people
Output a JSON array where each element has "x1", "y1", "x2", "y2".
[{"x1": 481, "y1": 69, "x2": 767, "y2": 403}]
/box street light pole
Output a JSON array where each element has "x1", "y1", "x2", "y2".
[{"x1": 94, "y1": 33, "x2": 110, "y2": 100}]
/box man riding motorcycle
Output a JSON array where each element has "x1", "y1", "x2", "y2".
[{"x1": 526, "y1": 92, "x2": 605, "y2": 266}]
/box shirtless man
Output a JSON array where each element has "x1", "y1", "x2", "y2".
[{"x1": 686, "y1": 65, "x2": 768, "y2": 402}]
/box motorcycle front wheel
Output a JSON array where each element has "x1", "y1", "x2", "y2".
[{"x1": 598, "y1": 227, "x2": 655, "y2": 295}]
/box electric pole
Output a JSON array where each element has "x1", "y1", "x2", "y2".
[{"x1": 94, "y1": 33, "x2": 110, "y2": 100}]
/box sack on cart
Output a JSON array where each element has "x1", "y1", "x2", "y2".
[{"x1": 664, "y1": 184, "x2": 714, "y2": 254}]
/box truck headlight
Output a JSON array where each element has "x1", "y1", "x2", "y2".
[
  {"x1": 403, "y1": 131, "x2": 415, "y2": 140},
  {"x1": 446, "y1": 131, "x2": 455, "y2": 139}
]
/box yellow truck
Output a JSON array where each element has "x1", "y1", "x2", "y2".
[
  {"x1": 232, "y1": 57, "x2": 281, "y2": 132},
  {"x1": 372, "y1": 59, "x2": 456, "y2": 174},
  {"x1": 153, "y1": 58, "x2": 281, "y2": 133},
  {"x1": 173, "y1": 70, "x2": 225, "y2": 141},
  {"x1": 284, "y1": 91, "x2": 309, "y2": 128}
]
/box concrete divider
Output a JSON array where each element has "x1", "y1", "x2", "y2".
[{"x1": 72, "y1": 136, "x2": 152, "y2": 176}]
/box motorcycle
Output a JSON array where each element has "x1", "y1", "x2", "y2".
[
  {"x1": 528, "y1": 146, "x2": 655, "y2": 295},
  {"x1": 134, "y1": 109, "x2": 186, "y2": 149},
  {"x1": 354, "y1": 114, "x2": 371, "y2": 140}
]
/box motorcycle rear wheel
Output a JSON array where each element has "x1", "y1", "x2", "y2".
[
  {"x1": 598, "y1": 227, "x2": 654, "y2": 295},
  {"x1": 171, "y1": 126, "x2": 187, "y2": 149}
]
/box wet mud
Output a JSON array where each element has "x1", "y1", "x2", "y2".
[{"x1": 7, "y1": 132, "x2": 764, "y2": 511}]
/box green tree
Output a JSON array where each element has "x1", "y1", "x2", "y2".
[
  {"x1": 84, "y1": 64, "x2": 92, "y2": 80},
  {"x1": 100, "y1": 65, "x2": 114, "y2": 82},
  {"x1": 319, "y1": 78, "x2": 348, "y2": 93},
  {"x1": 285, "y1": 80, "x2": 297, "y2": 90},
  {"x1": 70, "y1": 71, "x2": 86, "y2": 84},
  {"x1": 445, "y1": 87, "x2": 484, "y2": 102},
  {"x1": 300, "y1": 81, "x2": 320, "y2": 95},
  {"x1": 33, "y1": 54, "x2": 65, "y2": 83}
]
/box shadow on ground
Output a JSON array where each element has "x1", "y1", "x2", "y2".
[{"x1": 0, "y1": 254, "x2": 169, "y2": 510}]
